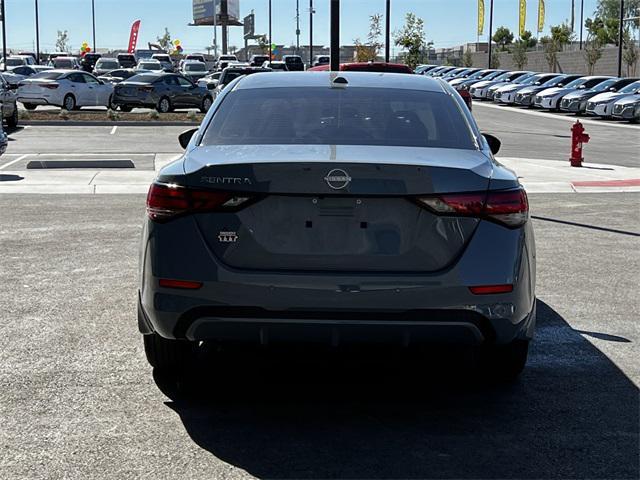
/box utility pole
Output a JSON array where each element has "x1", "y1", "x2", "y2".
[
  {"x1": 296, "y1": 0, "x2": 300, "y2": 56},
  {"x1": 1, "y1": 0, "x2": 7, "y2": 72},
  {"x1": 617, "y1": 0, "x2": 625, "y2": 77},
  {"x1": 330, "y1": 0, "x2": 339, "y2": 70},
  {"x1": 91, "y1": 0, "x2": 96, "y2": 51},
  {"x1": 579, "y1": 0, "x2": 584, "y2": 49},
  {"x1": 309, "y1": 0, "x2": 314, "y2": 67},
  {"x1": 35, "y1": 0, "x2": 40, "y2": 63},
  {"x1": 385, "y1": 0, "x2": 391, "y2": 62},
  {"x1": 487, "y1": 0, "x2": 494, "y2": 69},
  {"x1": 221, "y1": 0, "x2": 228, "y2": 54},
  {"x1": 269, "y1": 0, "x2": 272, "y2": 60},
  {"x1": 213, "y1": 1, "x2": 218, "y2": 59}
]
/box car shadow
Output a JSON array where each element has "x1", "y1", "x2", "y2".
[{"x1": 155, "y1": 300, "x2": 639, "y2": 479}]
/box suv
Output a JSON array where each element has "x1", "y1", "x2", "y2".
[
  {"x1": 283, "y1": 55, "x2": 304, "y2": 71},
  {"x1": 214, "y1": 66, "x2": 271, "y2": 96},
  {"x1": 312, "y1": 55, "x2": 330, "y2": 67},
  {"x1": 117, "y1": 53, "x2": 137, "y2": 68},
  {"x1": 250, "y1": 55, "x2": 270, "y2": 67},
  {"x1": 181, "y1": 61, "x2": 209, "y2": 82},
  {"x1": 93, "y1": 58, "x2": 120, "y2": 76},
  {"x1": 80, "y1": 53, "x2": 102, "y2": 72},
  {"x1": 0, "y1": 74, "x2": 19, "y2": 128},
  {"x1": 151, "y1": 54, "x2": 174, "y2": 72}
]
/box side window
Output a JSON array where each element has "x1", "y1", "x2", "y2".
[
  {"x1": 68, "y1": 73, "x2": 85, "y2": 83},
  {"x1": 83, "y1": 74, "x2": 99, "y2": 84},
  {"x1": 177, "y1": 77, "x2": 193, "y2": 87},
  {"x1": 163, "y1": 76, "x2": 178, "y2": 86}
]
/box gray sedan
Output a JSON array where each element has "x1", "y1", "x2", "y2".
[{"x1": 138, "y1": 72, "x2": 536, "y2": 381}]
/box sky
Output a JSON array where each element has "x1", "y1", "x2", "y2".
[{"x1": 2, "y1": 0, "x2": 600, "y2": 55}]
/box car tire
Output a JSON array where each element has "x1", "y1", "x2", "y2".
[
  {"x1": 143, "y1": 332, "x2": 196, "y2": 372},
  {"x1": 200, "y1": 96, "x2": 213, "y2": 113},
  {"x1": 157, "y1": 97, "x2": 171, "y2": 114},
  {"x1": 119, "y1": 105, "x2": 133, "y2": 113},
  {"x1": 6, "y1": 105, "x2": 18, "y2": 128},
  {"x1": 476, "y1": 339, "x2": 529, "y2": 381},
  {"x1": 108, "y1": 95, "x2": 118, "y2": 111},
  {"x1": 23, "y1": 103, "x2": 37, "y2": 111},
  {"x1": 63, "y1": 94, "x2": 76, "y2": 111}
]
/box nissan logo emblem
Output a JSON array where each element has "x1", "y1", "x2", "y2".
[{"x1": 324, "y1": 169, "x2": 352, "y2": 190}]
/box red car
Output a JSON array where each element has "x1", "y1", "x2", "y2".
[{"x1": 308, "y1": 62, "x2": 413, "y2": 74}]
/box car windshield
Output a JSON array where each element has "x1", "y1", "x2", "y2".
[
  {"x1": 271, "y1": 63, "x2": 286, "y2": 69},
  {"x1": 564, "y1": 77, "x2": 589, "y2": 88},
  {"x1": 539, "y1": 75, "x2": 563, "y2": 86},
  {"x1": 587, "y1": 79, "x2": 617, "y2": 92},
  {"x1": 493, "y1": 72, "x2": 512, "y2": 82},
  {"x1": 185, "y1": 63, "x2": 206, "y2": 71},
  {"x1": 97, "y1": 61, "x2": 119, "y2": 69},
  {"x1": 513, "y1": 74, "x2": 536, "y2": 85},
  {"x1": 467, "y1": 70, "x2": 490, "y2": 80},
  {"x1": 55, "y1": 60, "x2": 73, "y2": 67},
  {"x1": 202, "y1": 87, "x2": 475, "y2": 150},
  {"x1": 33, "y1": 71, "x2": 65, "y2": 80},
  {"x1": 620, "y1": 81, "x2": 640, "y2": 93},
  {"x1": 6, "y1": 58, "x2": 24, "y2": 66},
  {"x1": 484, "y1": 70, "x2": 505, "y2": 80}
]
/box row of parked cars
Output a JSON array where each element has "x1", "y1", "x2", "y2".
[{"x1": 416, "y1": 64, "x2": 640, "y2": 122}]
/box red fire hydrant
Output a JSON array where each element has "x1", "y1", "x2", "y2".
[{"x1": 570, "y1": 120, "x2": 590, "y2": 167}]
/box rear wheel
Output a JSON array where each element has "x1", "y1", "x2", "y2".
[
  {"x1": 476, "y1": 339, "x2": 529, "y2": 381},
  {"x1": 157, "y1": 96, "x2": 171, "y2": 113},
  {"x1": 143, "y1": 332, "x2": 196, "y2": 372},
  {"x1": 119, "y1": 105, "x2": 133, "y2": 113},
  {"x1": 23, "y1": 103, "x2": 37, "y2": 111},
  {"x1": 63, "y1": 94, "x2": 76, "y2": 111},
  {"x1": 200, "y1": 96, "x2": 213, "y2": 113},
  {"x1": 6, "y1": 105, "x2": 18, "y2": 128}
]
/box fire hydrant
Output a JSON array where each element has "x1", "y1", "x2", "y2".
[{"x1": 570, "y1": 120, "x2": 590, "y2": 167}]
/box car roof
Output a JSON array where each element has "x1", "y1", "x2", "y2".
[{"x1": 234, "y1": 71, "x2": 446, "y2": 92}]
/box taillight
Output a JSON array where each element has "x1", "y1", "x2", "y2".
[
  {"x1": 469, "y1": 284, "x2": 513, "y2": 295},
  {"x1": 415, "y1": 188, "x2": 529, "y2": 228},
  {"x1": 42, "y1": 83, "x2": 59, "y2": 90},
  {"x1": 146, "y1": 183, "x2": 253, "y2": 222}
]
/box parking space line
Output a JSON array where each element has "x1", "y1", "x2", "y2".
[
  {"x1": 110, "y1": 126, "x2": 118, "y2": 135},
  {"x1": 0, "y1": 154, "x2": 29, "y2": 171}
]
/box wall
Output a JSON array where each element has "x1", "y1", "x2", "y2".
[{"x1": 469, "y1": 47, "x2": 637, "y2": 77}]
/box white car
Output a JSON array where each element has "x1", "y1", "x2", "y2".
[
  {"x1": 50, "y1": 56, "x2": 80, "y2": 69},
  {"x1": 17, "y1": 69, "x2": 114, "y2": 111},
  {"x1": 1, "y1": 55, "x2": 35, "y2": 69},
  {"x1": 137, "y1": 59, "x2": 163, "y2": 72}
]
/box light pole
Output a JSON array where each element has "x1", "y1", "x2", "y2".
[
  {"x1": 487, "y1": 0, "x2": 494, "y2": 69},
  {"x1": 35, "y1": 0, "x2": 40, "y2": 63},
  {"x1": 579, "y1": 0, "x2": 584, "y2": 49},
  {"x1": 91, "y1": 0, "x2": 96, "y2": 51},
  {"x1": 617, "y1": 0, "x2": 625, "y2": 77},
  {"x1": 309, "y1": 0, "x2": 314, "y2": 68},
  {"x1": 268, "y1": 0, "x2": 272, "y2": 60},
  {"x1": 385, "y1": 0, "x2": 391, "y2": 63},
  {"x1": 330, "y1": 0, "x2": 339, "y2": 70},
  {"x1": 1, "y1": 0, "x2": 7, "y2": 72},
  {"x1": 296, "y1": 0, "x2": 300, "y2": 55}
]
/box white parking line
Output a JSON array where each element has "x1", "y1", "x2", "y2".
[
  {"x1": 474, "y1": 102, "x2": 640, "y2": 130},
  {"x1": 110, "y1": 126, "x2": 118, "y2": 135},
  {"x1": 0, "y1": 154, "x2": 29, "y2": 171}
]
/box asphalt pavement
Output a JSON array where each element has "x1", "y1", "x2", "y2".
[{"x1": 0, "y1": 193, "x2": 638, "y2": 479}]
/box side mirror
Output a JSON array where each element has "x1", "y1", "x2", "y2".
[
  {"x1": 483, "y1": 133, "x2": 501, "y2": 155},
  {"x1": 609, "y1": 87, "x2": 617, "y2": 92},
  {"x1": 557, "y1": 83, "x2": 564, "y2": 87},
  {"x1": 178, "y1": 128, "x2": 198, "y2": 149}
]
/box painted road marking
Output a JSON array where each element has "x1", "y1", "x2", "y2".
[
  {"x1": 110, "y1": 126, "x2": 118, "y2": 135},
  {"x1": 573, "y1": 179, "x2": 640, "y2": 187},
  {"x1": 474, "y1": 102, "x2": 640, "y2": 130},
  {"x1": 0, "y1": 154, "x2": 29, "y2": 171}
]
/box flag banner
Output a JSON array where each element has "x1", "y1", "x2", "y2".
[
  {"x1": 128, "y1": 20, "x2": 141, "y2": 54},
  {"x1": 519, "y1": 0, "x2": 527, "y2": 37},
  {"x1": 538, "y1": 0, "x2": 545, "y2": 33},
  {"x1": 478, "y1": 0, "x2": 485, "y2": 36}
]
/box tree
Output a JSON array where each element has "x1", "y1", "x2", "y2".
[
  {"x1": 584, "y1": 0, "x2": 640, "y2": 46},
  {"x1": 490, "y1": 51, "x2": 501, "y2": 69},
  {"x1": 354, "y1": 14, "x2": 384, "y2": 62},
  {"x1": 540, "y1": 36, "x2": 559, "y2": 71},
  {"x1": 520, "y1": 30, "x2": 537, "y2": 49},
  {"x1": 493, "y1": 26, "x2": 514, "y2": 51},
  {"x1": 56, "y1": 30, "x2": 70, "y2": 53},
  {"x1": 583, "y1": 34, "x2": 603, "y2": 74},
  {"x1": 623, "y1": 32, "x2": 639, "y2": 76},
  {"x1": 394, "y1": 13, "x2": 428, "y2": 69},
  {"x1": 512, "y1": 41, "x2": 529, "y2": 69},
  {"x1": 549, "y1": 23, "x2": 574, "y2": 50},
  {"x1": 156, "y1": 28, "x2": 172, "y2": 52},
  {"x1": 462, "y1": 49, "x2": 474, "y2": 67}
]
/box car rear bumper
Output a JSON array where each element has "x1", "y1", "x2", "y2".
[{"x1": 17, "y1": 96, "x2": 55, "y2": 106}]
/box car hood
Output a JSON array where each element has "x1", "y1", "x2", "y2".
[
  {"x1": 517, "y1": 85, "x2": 547, "y2": 95},
  {"x1": 496, "y1": 83, "x2": 524, "y2": 93},
  {"x1": 488, "y1": 81, "x2": 510, "y2": 91},
  {"x1": 613, "y1": 95, "x2": 640, "y2": 107},
  {"x1": 589, "y1": 91, "x2": 624, "y2": 104},
  {"x1": 538, "y1": 87, "x2": 573, "y2": 97},
  {"x1": 471, "y1": 80, "x2": 494, "y2": 89},
  {"x1": 563, "y1": 89, "x2": 599, "y2": 100}
]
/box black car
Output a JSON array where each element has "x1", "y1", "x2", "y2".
[
  {"x1": 213, "y1": 66, "x2": 272, "y2": 96},
  {"x1": 250, "y1": 55, "x2": 270, "y2": 67},
  {"x1": 112, "y1": 73, "x2": 213, "y2": 113},
  {"x1": 117, "y1": 53, "x2": 137, "y2": 68},
  {"x1": 98, "y1": 68, "x2": 144, "y2": 84},
  {"x1": 282, "y1": 55, "x2": 304, "y2": 71},
  {"x1": 80, "y1": 53, "x2": 102, "y2": 72}
]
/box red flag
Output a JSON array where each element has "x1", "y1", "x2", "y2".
[{"x1": 128, "y1": 20, "x2": 141, "y2": 54}]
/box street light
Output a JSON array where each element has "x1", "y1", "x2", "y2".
[
  {"x1": 1, "y1": 0, "x2": 7, "y2": 72},
  {"x1": 309, "y1": 0, "x2": 315, "y2": 68},
  {"x1": 35, "y1": 0, "x2": 40, "y2": 64},
  {"x1": 330, "y1": 0, "x2": 339, "y2": 70},
  {"x1": 268, "y1": 0, "x2": 272, "y2": 60},
  {"x1": 617, "y1": 0, "x2": 625, "y2": 77},
  {"x1": 91, "y1": 0, "x2": 96, "y2": 51},
  {"x1": 487, "y1": 0, "x2": 494, "y2": 69},
  {"x1": 385, "y1": 0, "x2": 391, "y2": 63}
]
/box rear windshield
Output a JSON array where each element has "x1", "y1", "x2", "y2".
[
  {"x1": 185, "y1": 63, "x2": 206, "y2": 71},
  {"x1": 54, "y1": 60, "x2": 73, "y2": 67},
  {"x1": 33, "y1": 71, "x2": 66, "y2": 80},
  {"x1": 139, "y1": 62, "x2": 161, "y2": 70},
  {"x1": 97, "y1": 60, "x2": 119, "y2": 69},
  {"x1": 202, "y1": 87, "x2": 475, "y2": 149},
  {"x1": 127, "y1": 74, "x2": 160, "y2": 83}
]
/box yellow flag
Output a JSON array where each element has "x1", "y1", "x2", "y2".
[
  {"x1": 478, "y1": 0, "x2": 485, "y2": 36},
  {"x1": 537, "y1": 0, "x2": 545, "y2": 33},
  {"x1": 519, "y1": 0, "x2": 527, "y2": 37}
]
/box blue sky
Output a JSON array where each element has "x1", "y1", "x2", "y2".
[{"x1": 3, "y1": 0, "x2": 599, "y2": 54}]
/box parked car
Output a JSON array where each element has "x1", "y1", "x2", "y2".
[
  {"x1": 1, "y1": 56, "x2": 30, "y2": 69},
  {"x1": 440, "y1": 67, "x2": 468, "y2": 80},
  {"x1": 1, "y1": 65, "x2": 39, "y2": 88},
  {"x1": 471, "y1": 71, "x2": 532, "y2": 100},
  {"x1": 197, "y1": 71, "x2": 222, "y2": 90},
  {"x1": 151, "y1": 54, "x2": 174, "y2": 72},
  {"x1": 112, "y1": 72, "x2": 213, "y2": 113},
  {"x1": 312, "y1": 55, "x2": 330, "y2": 67},
  {"x1": 283, "y1": 55, "x2": 305, "y2": 71},
  {"x1": 117, "y1": 53, "x2": 137, "y2": 68},
  {"x1": 494, "y1": 73, "x2": 559, "y2": 104},
  {"x1": 185, "y1": 54, "x2": 207, "y2": 64},
  {"x1": 560, "y1": 77, "x2": 638, "y2": 114},
  {"x1": 16, "y1": 53, "x2": 38, "y2": 64},
  {"x1": 262, "y1": 61, "x2": 288, "y2": 71},
  {"x1": 450, "y1": 69, "x2": 504, "y2": 89},
  {"x1": 249, "y1": 55, "x2": 270, "y2": 67},
  {"x1": 486, "y1": 72, "x2": 535, "y2": 100},
  {"x1": 445, "y1": 68, "x2": 481, "y2": 82},
  {"x1": 80, "y1": 53, "x2": 102, "y2": 72},
  {"x1": 513, "y1": 74, "x2": 582, "y2": 107},
  {"x1": 415, "y1": 64, "x2": 438, "y2": 74},
  {"x1": 137, "y1": 59, "x2": 163, "y2": 72},
  {"x1": 51, "y1": 56, "x2": 80, "y2": 69},
  {"x1": 139, "y1": 72, "x2": 536, "y2": 380},
  {"x1": 213, "y1": 66, "x2": 272, "y2": 96},
  {"x1": 308, "y1": 62, "x2": 413, "y2": 74},
  {"x1": 17, "y1": 70, "x2": 114, "y2": 111},
  {"x1": 611, "y1": 94, "x2": 640, "y2": 122},
  {"x1": 93, "y1": 58, "x2": 121, "y2": 77},
  {"x1": 0, "y1": 74, "x2": 19, "y2": 128},
  {"x1": 216, "y1": 54, "x2": 238, "y2": 70},
  {"x1": 180, "y1": 61, "x2": 209, "y2": 82},
  {"x1": 534, "y1": 76, "x2": 612, "y2": 110},
  {"x1": 0, "y1": 119, "x2": 7, "y2": 156},
  {"x1": 585, "y1": 80, "x2": 640, "y2": 118},
  {"x1": 428, "y1": 66, "x2": 458, "y2": 77},
  {"x1": 98, "y1": 68, "x2": 145, "y2": 84}
]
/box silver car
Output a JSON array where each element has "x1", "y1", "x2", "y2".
[{"x1": 138, "y1": 72, "x2": 537, "y2": 380}]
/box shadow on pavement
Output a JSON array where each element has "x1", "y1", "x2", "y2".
[{"x1": 156, "y1": 300, "x2": 639, "y2": 479}]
